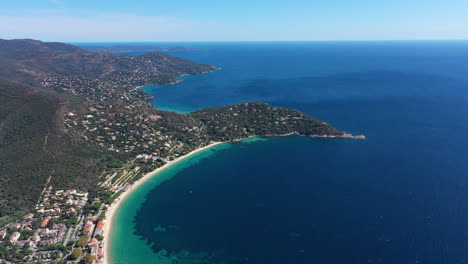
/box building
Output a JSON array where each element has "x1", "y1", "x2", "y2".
[
  {"x1": 90, "y1": 243, "x2": 99, "y2": 256},
  {"x1": 84, "y1": 220, "x2": 96, "y2": 236},
  {"x1": 88, "y1": 237, "x2": 98, "y2": 247},
  {"x1": 23, "y1": 213, "x2": 34, "y2": 219},
  {"x1": 31, "y1": 234, "x2": 41, "y2": 243},
  {"x1": 41, "y1": 216, "x2": 52, "y2": 228},
  {"x1": 9, "y1": 232, "x2": 20, "y2": 243},
  {"x1": 21, "y1": 222, "x2": 33, "y2": 231},
  {"x1": 93, "y1": 221, "x2": 104, "y2": 237},
  {"x1": 98, "y1": 247, "x2": 104, "y2": 258},
  {"x1": 0, "y1": 230, "x2": 6, "y2": 239},
  {"x1": 16, "y1": 240, "x2": 35, "y2": 247},
  {"x1": 8, "y1": 223, "x2": 21, "y2": 229}
]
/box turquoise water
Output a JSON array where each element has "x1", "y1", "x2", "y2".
[
  {"x1": 109, "y1": 143, "x2": 233, "y2": 264},
  {"x1": 109, "y1": 41, "x2": 468, "y2": 264}
]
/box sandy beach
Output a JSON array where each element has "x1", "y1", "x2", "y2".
[{"x1": 102, "y1": 141, "x2": 223, "y2": 264}]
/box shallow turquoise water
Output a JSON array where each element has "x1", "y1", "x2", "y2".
[{"x1": 109, "y1": 143, "x2": 233, "y2": 264}]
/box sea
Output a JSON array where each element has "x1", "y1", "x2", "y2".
[{"x1": 93, "y1": 41, "x2": 468, "y2": 264}]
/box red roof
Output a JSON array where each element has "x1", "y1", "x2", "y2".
[
  {"x1": 96, "y1": 221, "x2": 104, "y2": 229},
  {"x1": 40, "y1": 216, "x2": 52, "y2": 227}
]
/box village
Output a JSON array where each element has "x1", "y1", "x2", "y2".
[
  {"x1": 62, "y1": 102, "x2": 208, "y2": 169},
  {"x1": 0, "y1": 185, "x2": 111, "y2": 264}
]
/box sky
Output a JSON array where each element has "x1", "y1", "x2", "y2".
[{"x1": 1, "y1": 0, "x2": 467, "y2": 42}]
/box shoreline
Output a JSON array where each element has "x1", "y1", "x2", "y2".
[
  {"x1": 136, "y1": 68, "x2": 221, "y2": 90},
  {"x1": 102, "y1": 141, "x2": 224, "y2": 264}
]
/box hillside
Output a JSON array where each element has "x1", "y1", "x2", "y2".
[
  {"x1": 0, "y1": 39, "x2": 345, "y2": 222},
  {"x1": 0, "y1": 39, "x2": 218, "y2": 219},
  {"x1": 0, "y1": 81, "x2": 124, "y2": 221},
  {"x1": 80, "y1": 45, "x2": 202, "y2": 53},
  {"x1": 0, "y1": 39, "x2": 217, "y2": 86},
  {"x1": 190, "y1": 102, "x2": 342, "y2": 141}
]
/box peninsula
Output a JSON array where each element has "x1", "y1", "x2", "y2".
[
  {"x1": 0, "y1": 39, "x2": 363, "y2": 264},
  {"x1": 79, "y1": 45, "x2": 203, "y2": 53}
]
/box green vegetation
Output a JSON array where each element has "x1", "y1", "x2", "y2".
[
  {"x1": 0, "y1": 242, "x2": 32, "y2": 263},
  {"x1": 36, "y1": 244, "x2": 68, "y2": 252},
  {"x1": 0, "y1": 39, "x2": 217, "y2": 218},
  {"x1": 68, "y1": 248, "x2": 81, "y2": 260},
  {"x1": 0, "y1": 81, "x2": 124, "y2": 218},
  {"x1": 0, "y1": 40, "x2": 345, "y2": 262},
  {"x1": 189, "y1": 102, "x2": 343, "y2": 141},
  {"x1": 76, "y1": 236, "x2": 89, "y2": 248},
  {"x1": 82, "y1": 253, "x2": 94, "y2": 264}
]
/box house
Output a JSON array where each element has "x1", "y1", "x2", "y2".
[
  {"x1": 88, "y1": 237, "x2": 98, "y2": 247},
  {"x1": 84, "y1": 220, "x2": 96, "y2": 236},
  {"x1": 16, "y1": 240, "x2": 35, "y2": 247},
  {"x1": 31, "y1": 234, "x2": 41, "y2": 243},
  {"x1": 0, "y1": 231, "x2": 6, "y2": 239},
  {"x1": 23, "y1": 213, "x2": 34, "y2": 219},
  {"x1": 21, "y1": 222, "x2": 33, "y2": 230},
  {"x1": 9, "y1": 232, "x2": 20, "y2": 243},
  {"x1": 90, "y1": 243, "x2": 99, "y2": 256},
  {"x1": 41, "y1": 216, "x2": 52, "y2": 228},
  {"x1": 93, "y1": 221, "x2": 104, "y2": 237},
  {"x1": 8, "y1": 223, "x2": 21, "y2": 229}
]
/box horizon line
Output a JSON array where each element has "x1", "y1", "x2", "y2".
[
  {"x1": 5, "y1": 38, "x2": 468, "y2": 43},
  {"x1": 66, "y1": 39, "x2": 468, "y2": 44}
]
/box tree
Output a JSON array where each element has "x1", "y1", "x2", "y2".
[
  {"x1": 68, "y1": 248, "x2": 81, "y2": 260},
  {"x1": 47, "y1": 218, "x2": 56, "y2": 229},
  {"x1": 77, "y1": 236, "x2": 89, "y2": 248},
  {"x1": 82, "y1": 254, "x2": 94, "y2": 264}
]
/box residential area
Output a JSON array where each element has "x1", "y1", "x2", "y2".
[{"x1": 0, "y1": 186, "x2": 112, "y2": 264}]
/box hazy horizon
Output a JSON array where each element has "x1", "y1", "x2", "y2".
[
  {"x1": 2, "y1": 0, "x2": 468, "y2": 42},
  {"x1": 4, "y1": 39, "x2": 466, "y2": 44}
]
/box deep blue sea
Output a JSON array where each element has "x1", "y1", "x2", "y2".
[{"x1": 97, "y1": 41, "x2": 468, "y2": 264}]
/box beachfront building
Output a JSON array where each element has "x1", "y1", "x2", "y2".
[
  {"x1": 90, "y1": 243, "x2": 99, "y2": 256},
  {"x1": 88, "y1": 237, "x2": 98, "y2": 247},
  {"x1": 84, "y1": 220, "x2": 96, "y2": 237},
  {"x1": 93, "y1": 221, "x2": 104, "y2": 237}
]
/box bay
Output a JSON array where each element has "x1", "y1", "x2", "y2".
[{"x1": 111, "y1": 41, "x2": 468, "y2": 264}]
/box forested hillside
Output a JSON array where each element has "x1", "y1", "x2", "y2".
[{"x1": 0, "y1": 81, "x2": 124, "y2": 221}]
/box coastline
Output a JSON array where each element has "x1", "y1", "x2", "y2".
[{"x1": 102, "y1": 141, "x2": 224, "y2": 264}]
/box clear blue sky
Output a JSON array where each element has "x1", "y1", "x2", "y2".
[{"x1": 1, "y1": 0, "x2": 467, "y2": 41}]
